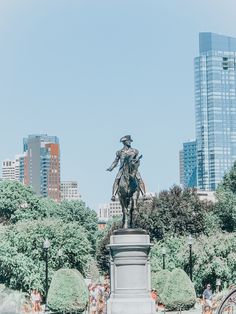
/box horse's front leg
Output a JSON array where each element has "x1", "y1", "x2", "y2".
[
  {"x1": 122, "y1": 206, "x2": 128, "y2": 229},
  {"x1": 123, "y1": 207, "x2": 129, "y2": 229}
]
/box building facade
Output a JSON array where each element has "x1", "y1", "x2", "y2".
[
  {"x1": 179, "y1": 149, "x2": 184, "y2": 186},
  {"x1": 182, "y1": 140, "x2": 197, "y2": 188},
  {"x1": 2, "y1": 159, "x2": 16, "y2": 181},
  {"x1": 98, "y1": 199, "x2": 122, "y2": 221},
  {"x1": 23, "y1": 134, "x2": 60, "y2": 202},
  {"x1": 2, "y1": 154, "x2": 26, "y2": 182},
  {"x1": 98, "y1": 193, "x2": 155, "y2": 222},
  {"x1": 195, "y1": 32, "x2": 236, "y2": 190},
  {"x1": 60, "y1": 181, "x2": 80, "y2": 201}
]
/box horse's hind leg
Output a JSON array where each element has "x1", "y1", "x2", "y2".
[
  {"x1": 122, "y1": 208, "x2": 125, "y2": 228},
  {"x1": 129, "y1": 199, "x2": 134, "y2": 228},
  {"x1": 122, "y1": 208, "x2": 128, "y2": 229}
]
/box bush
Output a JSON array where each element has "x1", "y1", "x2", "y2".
[
  {"x1": 161, "y1": 268, "x2": 196, "y2": 310},
  {"x1": 151, "y1": 270, "x2": 171, "y2": 303},
  {"x1": 0, "y1": 285, "x2": 26, "y2": 314},
  {"x1": 48, "y1": 269, "x2": 89, "y2": 313}
]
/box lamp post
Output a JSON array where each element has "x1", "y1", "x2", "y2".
[
  {"x1": 57, "y1": 248, "x2": 63, "y2": 269},
  {"x1": 162, "y1": 247, "x2": 166, "y2": 270},
  {"x1": 188, "y1": 234, "x2": 193, "y2": 281},
  {"x1": 216, "y1": 278, "x2": 221, "y2": 293},
  {"x1": 43, "y1": 239, "x2": 50, "y2": 312}
]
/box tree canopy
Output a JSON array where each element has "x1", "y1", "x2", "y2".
[
  {"x1": 215, "y1": 162, "x2": 236, "y2": 232},
  {"x1": 133, "y1": 185, "x2": 214, "y2": 240},
  {"x1": 0, "y1": 219, "x2": 93, "y2": 292}
]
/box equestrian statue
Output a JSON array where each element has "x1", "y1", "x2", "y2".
[{"x1": 106, "y1": 135, "x2": 146, "y2": 228}]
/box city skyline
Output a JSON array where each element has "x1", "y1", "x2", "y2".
[{"x1": 1, "y1": 1, "x2": 236, "y2": 209}]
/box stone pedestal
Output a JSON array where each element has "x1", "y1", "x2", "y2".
[{"x1": 107, "y1": 229, "x2": 156, "y2": 314}]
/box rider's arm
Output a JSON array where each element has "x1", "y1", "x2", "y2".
[
  {"x1": 134, "y1": 149, "x2": 139, "y2": 159},
  {"x1": 107, "y1": 151, "x2": 120, "y2": 171}
]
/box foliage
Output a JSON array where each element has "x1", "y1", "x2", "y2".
[
  {"x1": 214, "y1": 161, "x2": 236, "y2": 232},
  {"x1": 0, "y1": 181, "x2": 41, "y2": 224},
  {"x1": 191, "y1": 232, "x2": 236, "y2": 293},
  {"x1": 0, "y1": 219, "x2": 93, "y2": 292},
  {"x1": 85, "y1": 259, "x2": 100, "y2": 283},
  {"x1": 150, "y1": 233, "x2": 236, "y2": 294},
  {"x1": 0, "y1": 285, "x2": 27, "y2": 314},
  {"x1": 56, "y1": 200, "x2": 98, "y2": 251},
  {"x1": 48, "y1": 269, "x2": 89, "y2": 313},
  {"x1": 202, "y1": 211, "x2": 221, "y2": 235},
  {"x1": 220, "y1": 161, "x2": 236, "y2": 193},
  {"x1": 133, "y1": 185, "x2": 214, "y2": 240},
  {"x1": 0, "y1": 182, "x2": 98, "y2": 237},
  {"x1": 96, "y1": 218, "x2": 122, "y2": 273},
  {"x1": 150, "y1": 238, "x2": 186, "y2": 273},
  {"x1": 161, "y1": 268, "x2": 196, "y2": 310},
  {"x1": 215, "y1": 185, "x2": 236, "y2": 232},
  {"x1": 151, "y1": 270, "x2": 171, "y2": 303}
]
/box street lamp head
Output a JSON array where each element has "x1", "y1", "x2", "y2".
[
  {"x1": 43, "y1": 239, "x2": 50, "y2": 249},
  {"x1": 188, "y1": 234, "x2": 193, "y2": 246},
  {"x1": 57, "y1": 248, "x2": 63, "y2": 257},
  {"x1": 162, "y1": 247, "x2": 166, "y2": 255},
  {"x1": 216, "y1": 278, "x2": 221, "y2": 286}
]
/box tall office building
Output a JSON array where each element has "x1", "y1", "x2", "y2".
[
  {"x1": 180, "y1": 141, "x2": 197, "y2": 188},
  {"x1": 195, "y1": 32, "x2": 236, "y2": 190},
  {"x1": 60, "y1": 181, "x2": 80, "y2": 201},
  {"x1": 179, "y1": 149, "x2": 184, "y2": 186},
  {"x1": 23, "y1": 134, "x2": 60, "y2": 202}
]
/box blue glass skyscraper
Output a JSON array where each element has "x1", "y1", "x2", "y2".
[
  {"x1": 195, "y1": 33, "x2": 236, "y2": 191},
  {"x1": 183, "y1": 141, "x2": 197, "y2": 188}
]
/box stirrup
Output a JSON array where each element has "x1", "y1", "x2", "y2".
[{"x1": 111, "y1": 195, "x2": 116, "y2": 202}]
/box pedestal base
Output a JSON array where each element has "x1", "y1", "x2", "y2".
[
  {"x1": 107, "y1": 229, "x2": 156, "y2": 314},
  {"x1": 107, "y1": 297, "x2": 155, "y2": 314}
]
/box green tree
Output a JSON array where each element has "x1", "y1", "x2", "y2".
[
  {"x1": 134, "y1": 185, "x2": 213, "y2": 240},
  {"x1": 0, "y1": 181, "x2": 41, "y2": 224},
  {"x1": 215, "y1": 184, "x2": 236, "y2": 232},
  {"x1": 57, "y1": 200, "x2": 98, "y2": 250},
  {"x1": 150, "y1": 237, "x2": 186, "y2": 273},
  {"x1": 150, "y1": 233, "x2": 236, "y2": 294},
  {"x1": 221, "y1": 161, "x2": 236, "y2": 193},
  {"x1": 0, "y1": 219, "x2": 93, "y2": 292},
  {"x1": 96, "y1": 218, "x2": 122, "y2": 273}
]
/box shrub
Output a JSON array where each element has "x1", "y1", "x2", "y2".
[
  {"x1": 151, "y1": 270, "x2": 171, "y2": 303},
  {"x1": 47, "y1": 269, "x2": 89, "y2": 313},
  {"x1": 0, "y1": 286, "x2": 26, "y2": 314},
  {"x1": 161, "y1": 268, "x2": 196, "y2": 310}
]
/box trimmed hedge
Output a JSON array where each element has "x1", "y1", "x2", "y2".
[
  {"x1": 161, "y1": 268, "x2": 196, "y2": 310},
  {"x1": 151, "y1": 270, "x2": 171, "y2": 303},
  {"x1": 48, "y1": 269, "x2": 89, "y2": 313}
]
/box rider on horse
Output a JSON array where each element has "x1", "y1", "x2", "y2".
[{"x1": 106, "y1": 135, "x2": 146, "y2": 201}]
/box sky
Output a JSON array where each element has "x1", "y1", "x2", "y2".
[{"x1": 0, "y1": 0, "x2": 236, "y2": 210}]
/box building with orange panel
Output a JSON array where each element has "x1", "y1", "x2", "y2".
[{"x1": 23, "y1": 134, "x2": 61, "y2": 202}]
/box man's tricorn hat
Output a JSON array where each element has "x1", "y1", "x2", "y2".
[{"x1": 120, "y1": 135, "x2": 133, "y2": 143}]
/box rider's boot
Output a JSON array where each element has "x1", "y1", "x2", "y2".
[
  {"x1": 111, "y1": 195, "x2": 116, "y2": 202},
  {"x1": 111, "y1": 180, "x2": 119, "y2": 201},
  {"x1": 139, "y1": 179, "x2": 147, "y2": 199}
]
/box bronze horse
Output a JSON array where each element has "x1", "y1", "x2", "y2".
[{"x1": 117, "y1": 154, "x2": 142, "y2": 228}]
